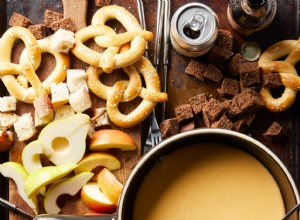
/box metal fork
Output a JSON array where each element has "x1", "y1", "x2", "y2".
[{"x1": 137, "y1": 0, "x2": 163, "y2": 153}]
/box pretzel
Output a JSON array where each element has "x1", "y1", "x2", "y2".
[
  {"x1": 0, "y1": 27, "x2": 70, "y2": 103},
  {"x1": 71, "y1": 5, "x2": 153, "y2": 73},
  {"x1": 259, "y1": 38, "x2": 300, "y2": 112},
  {"x1": 87, "y1": 56, "x2": 168, "y2": 128}
]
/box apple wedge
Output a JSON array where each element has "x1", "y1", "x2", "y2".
[
  {"x1": 38, "y1": 113, "x2": 90, "y2": 165},
  {"x1": 24, "y1": 162, "x2": 78, "y2": 198},
  {"x1": 89, "y1": 129, "x2": 137, "y2": 151},
  {"x1": 44, "y1": 172, "x2": 94, "y2": 214},
  {"x1": 97, "y1": 168, "x2": 123, "y2": 206},
  {"x1": 75, "y1": 152, "x2": 121, "y2": 174},
  {"x1": 81, "y1": 182, "x2": 116, "y2": 213},
  {"x1": 0, "y1": 162, "x2": 39, "y2": 214}
]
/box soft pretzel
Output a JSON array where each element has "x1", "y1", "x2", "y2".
[
  {"x1": 0, "y1": 27, "x2": 70, "y2": 103},
  {"x1": 71, "y1": 5, "x2": 153, "y2": 73},
  {"x1": 87, "y1": 56, "x2": 168, "y2": 128},
  {"x1": 259, "y1": 38, "x2": 300, "y2": 112}
]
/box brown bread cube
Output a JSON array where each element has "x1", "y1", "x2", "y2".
[
  {"x1": 211, "y1": 114, "x2": 234, "y2": 130},
  {"x1": 217, "y1": 78, "x2": 240, "y2": 97},
  {"x1": 207, "y1": 45, "x2": 234, "y2": 69},
  {"x1": 216, "y1": 29, "x2": 233, "y2": 51},
  {"x1": 227, "y1": 53, "x2": 247, "y2": 77},
  {"x1": 263, "y1": 121, "x2": 286, "y2": 142},
  {"x1": 202, "y1": 98, "x2": 224, "y2": 127},
  {"x1": 174, "y1": 104, "x2": 194, "y2": 123},
  {"x1": 50, "y1": 17, "x2": 76, "y2": 32},
  {"x1": 160, "y1": 118, "x2": 179, "y2": 138},
  {"x1": 232, "y1": 119, "x2": 248, "y2": 133},
  {"x1": 9, "y1": 12, "x2": 32, "y2": 27},
  {"x1": 204, "y1": 64, "x2": 223, "y2": 84},
  {"x1": 95, "y1": 0, "x2": 112, "y2": 7},
  {"x1": 44, "y1": 9, "x2": 63, "y2": 27},
  {"x1": 239, "y1": 62, "x2": 260, "y2": 87},
  {"x1": 262, "y1": 73, "x2": 283, "y2": 88},
  {"x1": 185, "y1": 59, "x2": 207, "y2": 81},
  {"x1": 28, "y1": 24, "x2": 47, "y2": 39},
  {"x1": 188, "y1": 93, "x2": 208, "y2": 116},
  {"x1": 180, "y1": 120, "x2": 195, "y2": 133}
]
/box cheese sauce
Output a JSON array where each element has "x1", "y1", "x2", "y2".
[{"x1": 133, "y1": 143, "x2": 285, "y2": 220}]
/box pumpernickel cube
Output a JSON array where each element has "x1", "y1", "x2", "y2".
[
  {"x1": 216, "y1": 29, "x2": 233, "y2": 51},
  {"x1": 9, "y1": 12, "x2": 32, "y2": 27},
  {"x1": 262, "y1": 72, "x2": 283, "y2": 88},
  {"x1": 217, "y1": 78, "x2": 240, "y2": 97},
  {"x1": 239, "y1": 62, "x2": 260, "y2": 87},
  {"x1": 160, "y1": 118, "x2": 179, "y2": 138},
  {"x1": 28, "y1": 24, "x2": 47, "y2": 39},
  {"x1": 188, "y1": 93, "x2": 208, "y2": 116},
  {"x1": 44, "y1": 9, "x2": 63, "y2": 27},
  {"x1": 202, "y1": 98, "x2": 224, "y2": 127},
  {"x1": 204, "y1": 64, "x2": 223, "y2": 84},
  {"x1": 185, "y1": 59, "x2": 207, "y2": 81},
  {"x1": 207, "y1": 45, "x2": 234, "y2": 69},
  {"x1": 263, "y1": 121, "x2": 286, "y2": 142},
  {"x1": 227, "y1": 53, "x2": 247, "y2": 77},
  {"x1": 211, "y1": 114, "x2": 234, "y2": 130},
  {"x1": 50, "y1": 17, "x2": 76, "y2": 32},
  {"x1": 174, "y1": 104, "x2": 194, "y2": 123}
]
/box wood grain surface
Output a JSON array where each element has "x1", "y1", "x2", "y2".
[{"x1": 0, "y1": 0, "x2": 300, "y2": 219}]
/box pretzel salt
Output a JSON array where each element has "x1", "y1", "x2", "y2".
[
  {"x1": 71, "y1": 5, "x2": 153, "y2": 73},
  {"x1": 0, "y1": 27, "x2": 70, "y2": 103},
  {"x1": 259, "y1": 38, "x2": 300, "y2": 112},
  {"x1": 87, "y1": 56, "x2": 168, "y2": 128}
]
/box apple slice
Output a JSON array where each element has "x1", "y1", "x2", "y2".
[
  {"x1": 75, "y1": 152, "x2": 121, "y2": 174},
  {"x1": 38, "y1": 113, "x2": 90, "y2": 165},
  {"x1": 81, "y1": 182, "x2": 116, "y2": 213},
  {"x1": 24, "y1": 162, "x2": 78, "y2": 198},
  {"x1": 0, "y1": 162, "x2": 39, "y2": 214},
  {"x1": 89, "y1": 129, "x2": 137, "y2": 151},
  {"x1": 44, "y1": 171, "x2": 94, "y2": 214},
  {"x1": 97, "y1": 168, "x2": 123, "y2": 206}
]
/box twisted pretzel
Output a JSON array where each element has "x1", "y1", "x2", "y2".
[
  {"x1": 71, "y1": 5, "x2": 153, "y2": 73},
  {"x1": 87, "y1": 56, "x2": 168, "y2": 128},
  {"x1": 0, "y1": 27, "x2": 70, "y2": 103},
  {"x1": 259, "y1": 38, "x2": 300, "y2": 112}
]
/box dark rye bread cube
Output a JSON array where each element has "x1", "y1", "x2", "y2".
[
  {"x1": 202, "y1": 98, "x2": 224, "y2": 127},
  {"x1": 185, "y1": 59, "x2": 207, "y2": 81},
  {"x1": 28, "y1": 24, "x2": 47, "y2": 39},
  {"x1": 50, "y1": 17, "x2": 77, "y2": 32},
  {"x1": 174, "y1": 104, "x2": 194, "y2": 123},
  {"x1": 180, "y1": 120, "x2": 195, "y2": 133},
  {"x1": 160, "y1": 118, "x2": 179, "y2": 138},
  {"x1": 217, "y1": 78, "x2": 240, "y2": 97},
  {"x1": 207, "y1": 45, "x2": 234, "y2": 69},
  {"x1": 188, "y1": 93, "x2": 208, "y2": 116},
  {"x1": 216, "y1": 29, "x2": 234, "y2": 51},
  {"x1": 232, "y1": 119, "x2": 248, "y2": 133},
  {"x1": 263, "y1": 121, "x2": 286, "y2": 142},
  {"x1": 227, "y1": 53, "x2": 247, "y2": 77},
  {"x1": 211, "y1": 114, "x2": 234, "y2": 130},
  {"x1": 223, "y1": 89, "x2": 264, "y2": 117},
  {"x1": 239, "y1": 62, "x2": 261, "y2": 88},
  {"x1": 204, "y1": 64, "x2": 223, "y2": 84},
  {"x1": 9, "y1": 12, "x2": 32, "y2": 27},
  {"x1": 44, "y1": 9, "x2": 63, "y2": 27},
  {"x1": 262, "y1": 73, "x2": 283, "y2": 88},
  {"x1": 95, "y1": 0, "x2": 112, "y2": 7}
]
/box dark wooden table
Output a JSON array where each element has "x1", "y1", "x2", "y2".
[{"x1": 1, "y1": 0, "x2": 300, "y2": 219}]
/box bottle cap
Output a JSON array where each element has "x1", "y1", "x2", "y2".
[{"x1": 241, "y1": 41, "x2": 262, "y2": 61}]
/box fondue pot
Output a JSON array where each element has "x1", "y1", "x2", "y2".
[{"x1": 35, "y1": 128, "x2": 299, "y2": 220}]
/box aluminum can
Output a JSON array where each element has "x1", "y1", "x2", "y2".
[{"x1": 170, "y1": 3, "x2": 219, "y2": 57}]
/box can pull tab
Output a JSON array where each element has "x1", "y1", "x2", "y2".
[{"x1": 183, "y1": 11, "x2": 207, "y2": 39}]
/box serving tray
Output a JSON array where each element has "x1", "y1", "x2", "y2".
[{"x1": 0, "y1": 0, "x2": 300, "y2": 219}]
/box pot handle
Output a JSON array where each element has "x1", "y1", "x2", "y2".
[{"x1": 34, "y1": 214, "x2": 117, "y2": 220}]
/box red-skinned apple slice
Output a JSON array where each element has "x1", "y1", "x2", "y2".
[
  {"x1": 97, "y1": 168, "x2": 123, "y2": 206},
  {"x1": 81, "y1": 182, "x2": 116, "y2": 213},
  {"x1": 89, "y1": 129, "x2": 137, "y2": 151}
]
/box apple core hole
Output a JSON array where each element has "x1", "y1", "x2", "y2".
[{"x1": 52, "y1": 137, "x2": 69, "y2": 154}]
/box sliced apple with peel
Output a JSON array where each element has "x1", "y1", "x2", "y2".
[
  {"x1": 38, "y1": 113, "x2": 90, "y2": 165},
  {"x1": 24, "y1": 162, "x2": 78, "y2": 198},
  {"x1": 44, "y1": 171, "x2": 94, "y2": 214},
  {"x1": 75, "y1": 152, "x2": 121, "y2": 174},
  {"x1": 89, "y1": 129, "x2": 137, "y2": 151},
  {"x1": 0, "y1": 162, "x2": 39, "y2": 214},
  {"x1": 81, "y1": 182, "x2": 116, "y2": 213},
  {"x1": 97, "y1": 168, "x2": 123, "y2": 206}
]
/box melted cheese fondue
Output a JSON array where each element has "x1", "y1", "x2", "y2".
[{"x1": 133, "y1": 143, "x2": 285, "y2": 220}]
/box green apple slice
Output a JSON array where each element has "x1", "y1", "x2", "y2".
[
  {"x1": 38, "y1": 113, "x2": 90, "y2": 165},
  {"x1": 0, "y1": 162, "x2": 39, "y2": 214},
  {"x1": 24, "y1": 162, "x2": 78, "y2": 198},
  {"x1": 44, "y1": 171, "x2": 94, "y2": 214}
]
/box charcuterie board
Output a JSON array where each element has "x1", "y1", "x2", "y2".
[{"x1": 1, "y1": 0, "x2": 300, "y2": 219}]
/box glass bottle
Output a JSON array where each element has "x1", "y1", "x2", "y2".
[{"x1": 227, "y1": 0, "x2": 277, "y2": 36}]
